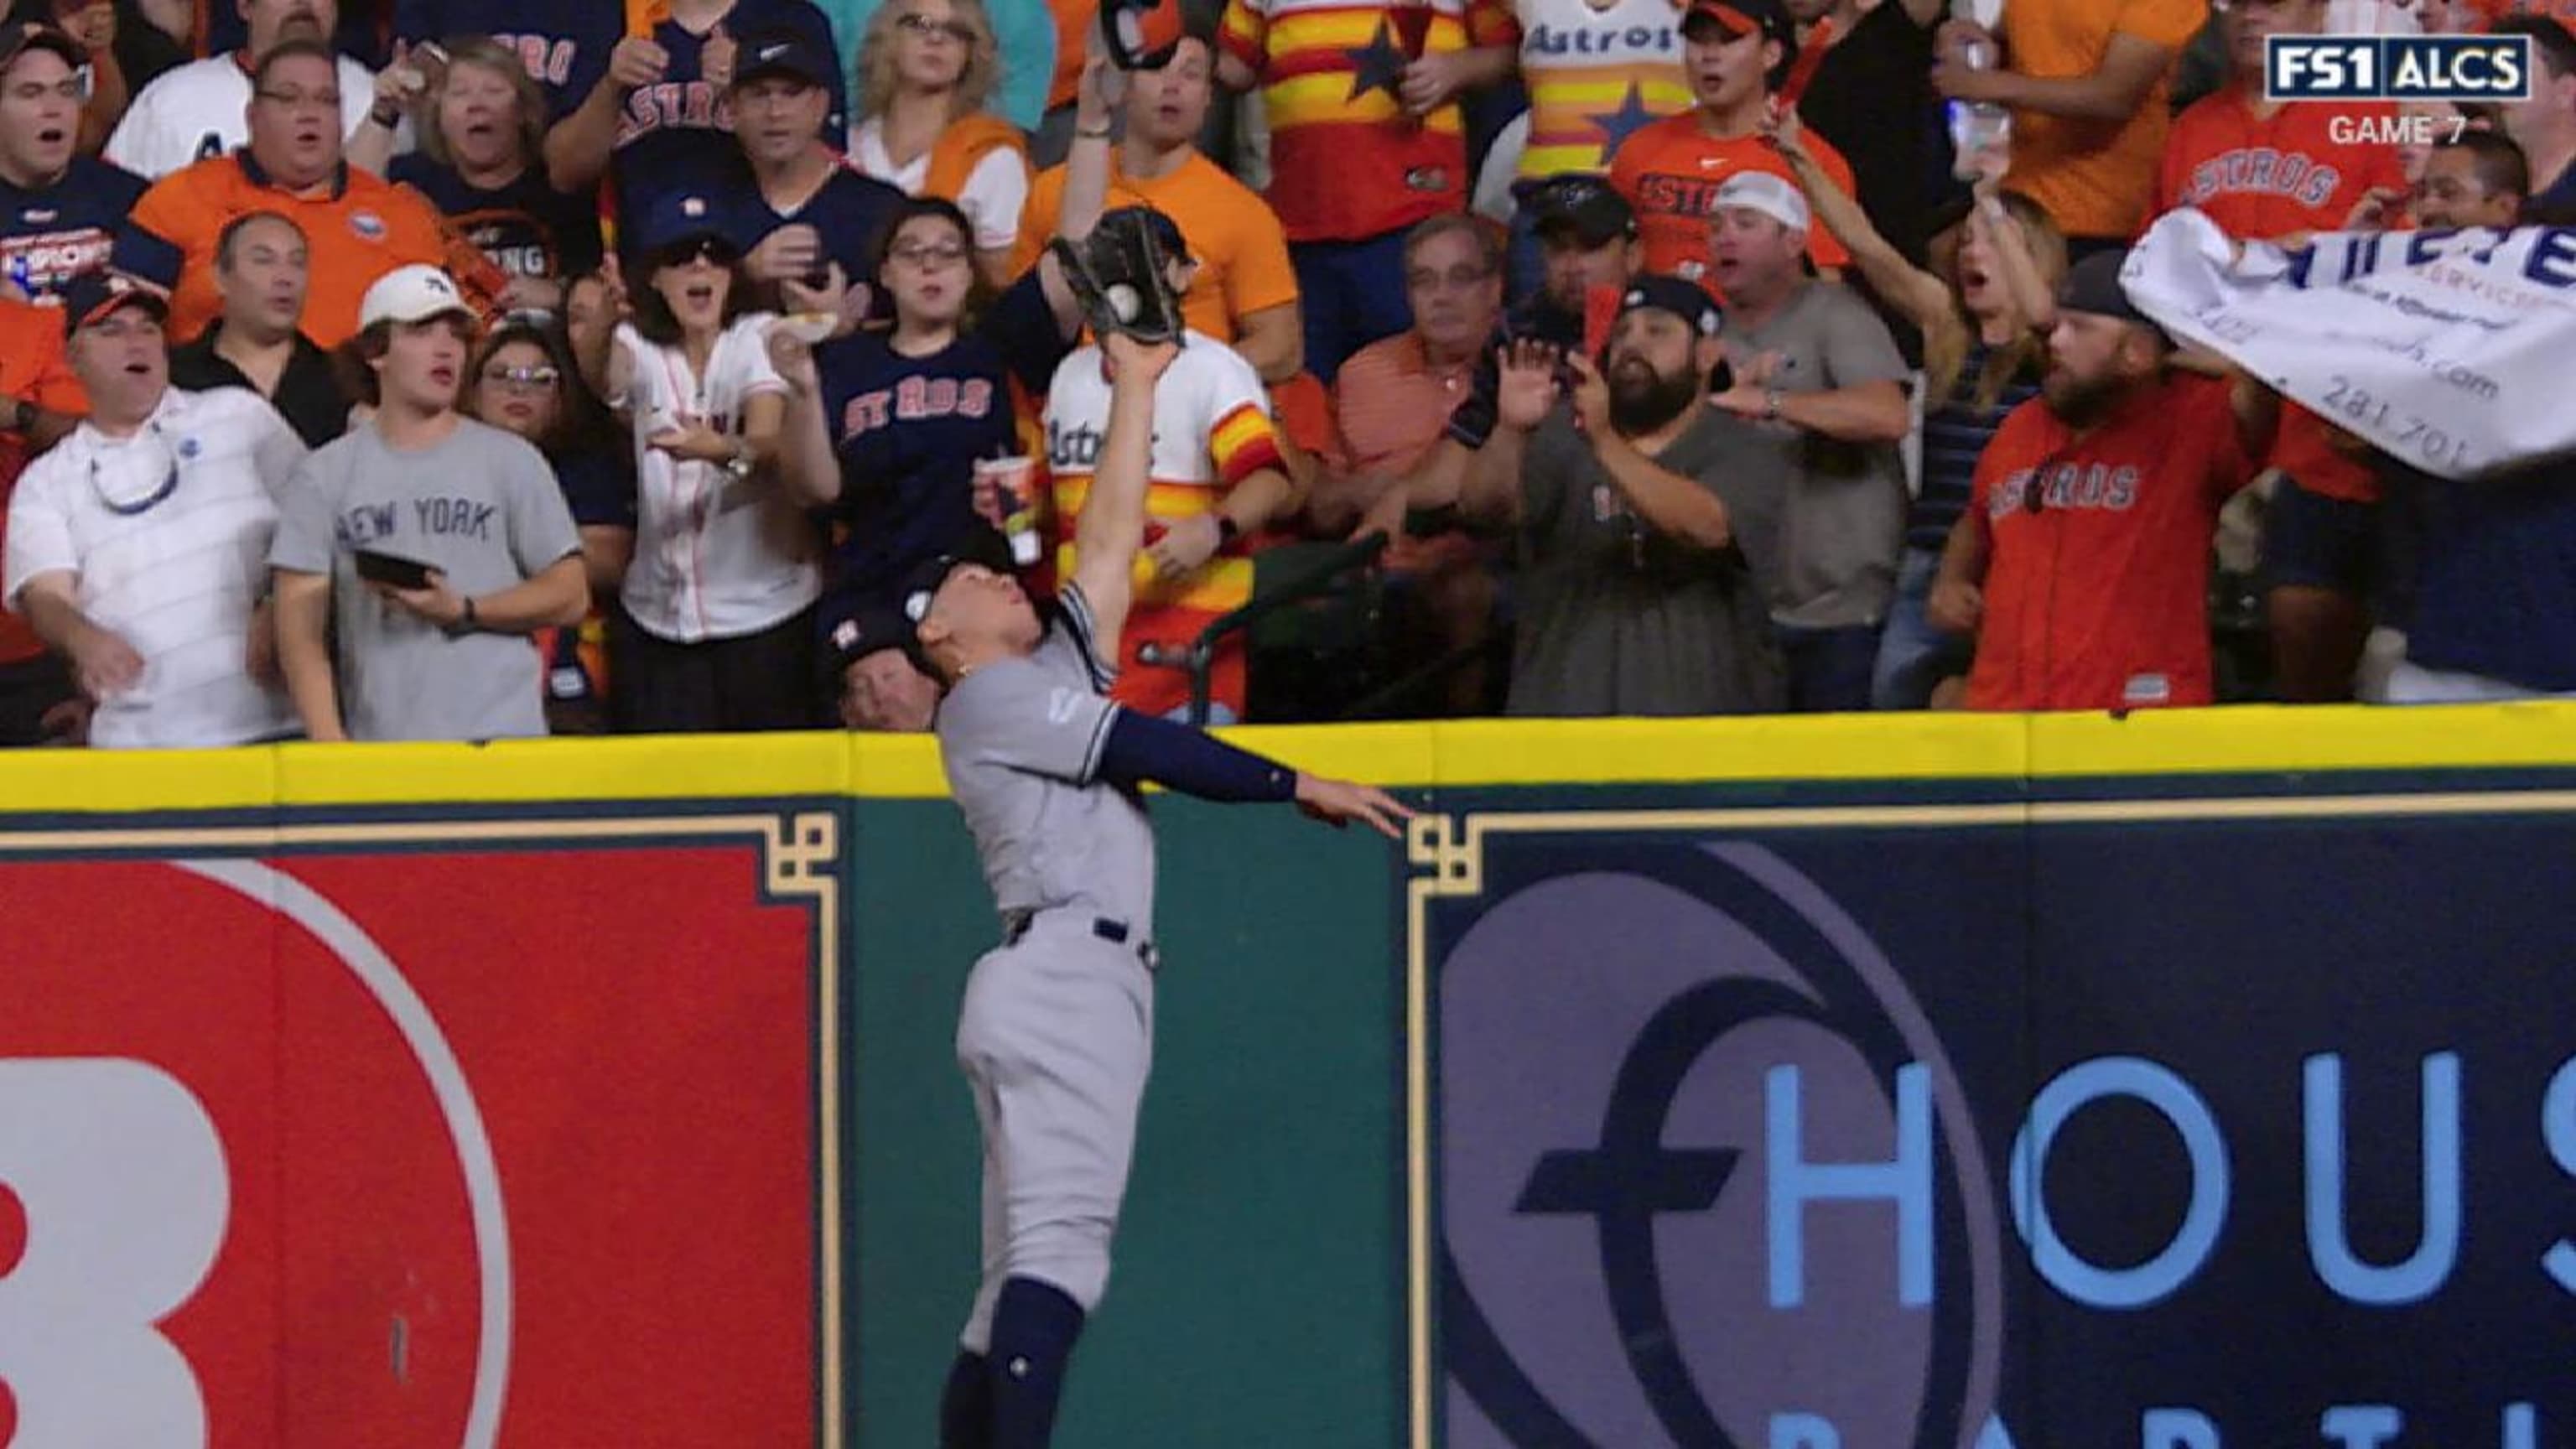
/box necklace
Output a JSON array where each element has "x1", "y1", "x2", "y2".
[{"x1": 88, "y1": 422, "x2": 182, "y2": 517}]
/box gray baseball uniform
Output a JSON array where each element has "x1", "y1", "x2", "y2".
[{"x1": 936, "y1": 582, "x2": 1157, "y2": 1353}]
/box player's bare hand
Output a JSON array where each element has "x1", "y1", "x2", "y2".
[
  {"x1": 67, "y1": 622, "x2": 143, "y2": 700},
  {"x1": 608, "y1": 35, "x2": 669, "y2": 92},
  {"x1": 1496, "y1": 339, "x2": 1560, "y2": 432},
  {"x1": 1145, "y1": 512, "x2": 1223, "y2": 579},
  {"x1": 1928, "y1": 577, "x2": 1982, "y2": 636},
  {"x1": 1101, "y1": 333, "x2": 1180, "y2": 386},
  {"x1": 371, "y1": 569, "x2": 469, "y2": 631},
  {"x1": 1294, "y1": 773, "x2": 1415, "y2": 839}
]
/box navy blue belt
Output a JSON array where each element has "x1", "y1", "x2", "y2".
[{"x1": 1001, "y1": 909, "x2": 1158, "y2": 969}]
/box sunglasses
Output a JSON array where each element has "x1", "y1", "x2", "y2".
[
  {"x1": 480, "y1": 364, "x2": 561, "y2": 390},
  {"x1": 657, "y1": 236, "x2": 739, "y2": 268},
  {"x1": 896, "y1": 12, "x2": 977, "y2": 43}
]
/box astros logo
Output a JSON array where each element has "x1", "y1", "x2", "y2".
[
  {"x1": 1436, "y1": 842, "x2": 2005, "y2": 1447},
  {"x1": 350, "y1": 210, "x2": 388, "y2": 242}
]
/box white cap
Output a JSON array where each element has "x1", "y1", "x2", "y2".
[
  {"x1": 359, "y1": 264, "x2": 475, "y2": 330},
  {"x1": 1711, "y1": 171, "x2": 1810, "y2": 235}
]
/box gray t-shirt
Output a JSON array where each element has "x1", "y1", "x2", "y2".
[
  {"x1": 937, "y1": 584, "x2": 1156, "y2": 931},
  {"x1": 1724, "y1": 280, "x2": 1911, "y2": 630},
  {"x1": 269, "y1": 418, "x2": 581, "y2": 742},
  {"x1": 1508, "y1": 406, "x2": 1788, "y2": 718}
]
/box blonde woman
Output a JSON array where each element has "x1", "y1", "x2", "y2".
[
  {"x1": 1768, "y1": 112, "x2": 2066, "y2": 709},
  {"x1": 846, "y1": 0, "x2": 1029, "y2": 286}
]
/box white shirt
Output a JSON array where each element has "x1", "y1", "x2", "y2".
[
  {"x1": 848, "y1": 117, "x2": 1029, "y2": 254},
  {"x1": 2325, "y1": 0, "x2": 2422, "y2": 36},
  {"x1": 615, "y1": 315, "x2": 816, "y2": 641},
  {"x1": 105, "y1": 54, "x2": 390, "y2": 180},
  {"x1": 1, "y1": 387, "x2": 308, "y2": 747},
  {"x1": 1043, "y1": 330, "x2": 1274, "y2": 493}
]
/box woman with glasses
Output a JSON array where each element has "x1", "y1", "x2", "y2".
[
  {"x1": 768, "y1": 50, "x2": 1117, "y2": 729},
  {"x1": 379, "y1": 36, "x2": 605, "y2": 321},
  {"x1": 571, "y1": 192, "x2": 819, "y2": 733},
  {"x1": 465, "y1": 316, "x2": 634, "y2": 733},
  {"x1": 844, "y1": 0, "x2": 1029, "y2": 288}
]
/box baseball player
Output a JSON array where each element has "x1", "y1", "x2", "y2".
[{"x1": 902, "y1": 302, "x2": 1410, "y2": 1449}]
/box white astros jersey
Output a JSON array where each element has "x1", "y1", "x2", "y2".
[
  {"x1": 105, "y1": 55, "x2": 393, "y2": 180},
  {"x1": 615, "y1": 314, "x2": 818, "y2": 643}
]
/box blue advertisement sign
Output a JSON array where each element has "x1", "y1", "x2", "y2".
[{"x1": 1420, "y1": 787, "x2": 2576, "y2": 1449}]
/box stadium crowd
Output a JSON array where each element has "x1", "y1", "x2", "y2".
[{"x1": 2, "y1": 0, "x2": 2573, "y2": 745}]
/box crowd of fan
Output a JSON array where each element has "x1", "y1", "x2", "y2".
[{"x1": 0, "y1": 0, "x2": 2572, "y2": 747}]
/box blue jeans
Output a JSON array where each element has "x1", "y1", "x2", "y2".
[
  {"x1": 1870, "y1": 546, "x2": 1975, "y2": 709},
  {"x1": 1774, "y1": 621, "x2": 1884, "y2": 714},
  {"x1": 1291, "y1": 232, "x2": 1414, "y2": 385}
]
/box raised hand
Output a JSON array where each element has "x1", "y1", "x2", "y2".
[
  {"x1": 1496, "y1": 338, "x2": 1561, "y2": 432},
  {"x1": 1293, "y1": 773, "x2": 1415, "y2": 839}
]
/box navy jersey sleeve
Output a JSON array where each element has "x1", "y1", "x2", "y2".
[{"x1": 982, "y1": 271, "x2": 1074, "y2": 397}]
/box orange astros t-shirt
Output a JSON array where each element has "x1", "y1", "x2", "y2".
[
  {"x1": 2000, "y1": 0, "x2": 2205, "y2": 242},
  {"x1": 1966, "y1": 374, "x2": 2258, "y2": 712},
  {"x1": 0, "y1": 299, "x2": 90, "y2": 667},
  {"x1": 122, "y1": 154, "x2": 486, "y2": 349},
  {"x1": 1013, "y1": 152, "x2": 1302, "y2": 346},
  {"x1": 1609, "y1": 115, "x2": 1856, "y2": 287},
  {"x1": 2156, "y1": 86, "x2": 2406, "y2": 505}
]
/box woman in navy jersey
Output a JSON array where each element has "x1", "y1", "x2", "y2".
[
  {"x1": 384, "y1": 37, "x2": 603, "y2": 318},
  {"x1": 463, "y1": 313, "x2": 634, "y2": 732},
  {"x1": 1771, "y1": 113, "x2": 2066, "y2": 709}
]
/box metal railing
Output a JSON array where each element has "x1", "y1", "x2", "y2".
[{"x1": 1135, "y1": 534, "x2": 1389, "y2": 726}]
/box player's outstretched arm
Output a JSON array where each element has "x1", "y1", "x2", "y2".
[
  {"x1": 1092, "y1": 709, "x2": 1416, "y2": 839},
  {"x1": 1070, "y1": 331, "x2": 1176, "y2": 652}
]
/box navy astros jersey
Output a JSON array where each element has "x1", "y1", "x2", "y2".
[
  {"x1": 609, "y1": 0, "x2": 848, "y2": 236},
  {"x1": 698, "y1": 154, "x2": 906, "y2": 280},
  {"x1": 389, "y1": 156, "x2": 605, "y2": 285},
  {"x1": 0, "y1": 155, "x2": 148, "y2": 300},
  {"x1": 813, "y1": 273, "x2": 1070, "y2": 602},
  {"x1": 392, "y1": 0, "x2": 629, "y2": 119}
]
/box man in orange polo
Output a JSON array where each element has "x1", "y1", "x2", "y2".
[
  {"x1": 0, "y1": 290, "x2": 90, "y2": 743},
  {"x1": 1609, "y1": 0, "x2": 1855, "y2": 290},
  {"x1": 113, "y1": 39, "x2": 501, "y2": 349}
]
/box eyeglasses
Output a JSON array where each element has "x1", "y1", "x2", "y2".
[
  {"x1": 480, "y1": 364, "x2": 560, "y2": 392},
  {"x1": 89, "y1": 425, "x2": 182, "y2": 517},
  {"x1": 890, "y1": 240, "x2": 969, "y2": 267},
  {"x1": 254, "y1": 87, "x2": 342, "y2": 112},
  {"x1": 896, "y1": 13, "x2": 977, "y2": 43},
  {"x1": 1406, "y1": 264, "x2": 1493, "y2": 293}
]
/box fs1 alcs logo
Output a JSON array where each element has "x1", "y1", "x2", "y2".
[{"x1": 2265, "y1": 33, "x2": 2532, "y2": 101}]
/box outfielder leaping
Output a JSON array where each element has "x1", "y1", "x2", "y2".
[{"x1": 897, "y1": 231, "x2": 1414, "y2": 1449}]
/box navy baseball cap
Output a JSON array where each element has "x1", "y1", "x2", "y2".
[
  {"x1": 632, "y1": 190, "x2": 738, "y2": 260},
  {"x1": 1524, "y1": 174, "x2": 1637, "y2": 248},
  {"x1": 825, "y1": 595, "x2": 922, "y2": 672},
  {"x1": 896, "y1": 529, "x2": 1022, "y2": 626},
  {"x1": 1615, "y1": 274, "x2": 1723, "y2": 338},
  {"x1": 60, "y1": 272, "x2": 169, "y2": 340},
  {"x1": 732, "y1": 27, "x2": 835, "y2": 90},
  {"x1": 2058, "y1": 250, "x2": 2153, "y2": 327}
]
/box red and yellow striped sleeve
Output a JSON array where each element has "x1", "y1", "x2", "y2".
[
  {"x1": 1220, "y1": 0, "x2": 1271, "y2": 70},
  {"x1": 1208, "y1": 402, "x2": 1285, "y2": 489},
  {"x1": 1466, "y1": 0, "x2": 1514, "y2": 49}
]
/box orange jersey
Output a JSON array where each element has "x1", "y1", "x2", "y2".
[
  {"x1": 1493, "y1": 0, "x2": 1694, "y2": 179},
  {"x1": 1966, "y1": 374, "x2": 2258, "y2": 712},
  {"x1": 1047, "y1": 0, "x2": 1099, "y2": 111},
  {"x1": 1999, "y1": 0, "x2": 2205, "y2": 241},
  {"x1": 1220, "y1": 0, "x2": 1513, "y2": 242},
  {"x1": 2155, "y1": 89, "x2": 2408, "y2": 242},
  {"x1": 1013, "y1": 152, "x2": 1302, "y2": 346},
  {"x1": 122, "y1": 155, "x2": 473, "y2": 349},
  {"x1": 1609, "y1": 116, "x2": 1856, "y2": 286},
  {"x1": 0, "y1": 299, "x2": 89, "y2": 666}
]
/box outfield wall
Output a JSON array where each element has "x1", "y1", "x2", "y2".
[{"x1": 3, "y1": 707, "x2": 2573, "y2": 1447}]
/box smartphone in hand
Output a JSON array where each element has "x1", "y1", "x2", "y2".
[{"x1": 354, "y1": 548, "x2": 435, "y2": 590}]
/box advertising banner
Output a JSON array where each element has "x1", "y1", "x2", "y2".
[{"x1": 1422, "y1": 788, "x2": 2576, "y2": 1448}]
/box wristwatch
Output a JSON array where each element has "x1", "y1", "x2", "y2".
[
  {"x1": 446, "y1": 595, "x2": 480, "y2": 637},
  {"x1": 723, "y1": 438, "x2": 756, "y2": 482},
  {"x1": 1762, "y1": 387, "x2": 1784, "y2": 423}
]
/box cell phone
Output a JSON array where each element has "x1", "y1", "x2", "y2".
[{"x1": 354, "y1": 548, "x2": 434, "y2": 590}]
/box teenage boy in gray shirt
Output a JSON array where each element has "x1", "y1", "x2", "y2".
[{"x1": 270, "y1": 266, "x2": 589, "y2": 742}]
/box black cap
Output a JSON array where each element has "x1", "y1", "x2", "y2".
[
  {"x1": 1615, "y1": 274, "x2": 1724, "y2": 338},
  {"x1": 732, "y1": 26, "x2": 836, "y2": 89},
  {"x1": 0, "y1": 22, "x2": 83, "y2": 75},
  {"x1": 60, "y1": 272, "x2": 169, "y2": 340},
  {"x1": 2058, "y1": 249, "x2": 2152, "y2": 326},
  {"x1": 1683, "y1": 0, "x2": 1795, "y2": 51},
  {"x1": 1524, "y1": 174, "x2": 1636, "y2": 248},
  {"x1": 825, "y1": 596, "x2": 922, "y2": 672}
]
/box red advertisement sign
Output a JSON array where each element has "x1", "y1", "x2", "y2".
[{"x1": 0, "y1": 815, "x2": 840, "y2": 1447}]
